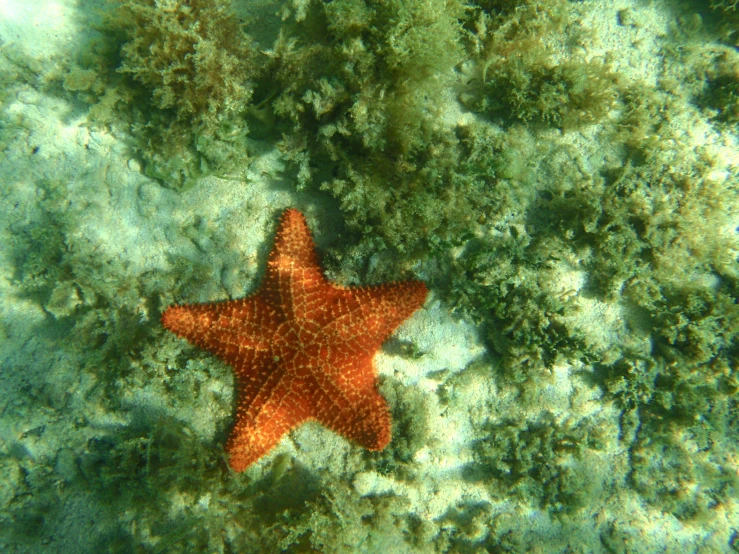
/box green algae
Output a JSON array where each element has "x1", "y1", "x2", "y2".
[
  {"x1": 3, "y1": 0, "x2": 739, "y2": 551},
  {"x1": 269, "y1": 0, "x2": 739, "y2": 540},
  {"x1": 464, "y1": 0, "x2": 621, "y2": 129},
  {"x1": 62, "y1": 0, "x2": 262, "y2": 187},
  {"x1": 268, "y1": 0, "x2": 477, "y2": 258}
]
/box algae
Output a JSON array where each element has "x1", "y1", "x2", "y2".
[
  {"x1": 61, "y1": 0, "x2": 262, "y2": 186},
  {"x1": 2, "y1": 0, "x2": 739, "y2": 551}
]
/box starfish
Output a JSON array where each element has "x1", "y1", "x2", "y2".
[{"x1": 162, "y1": 208, "x2": 428, "y2": 471}]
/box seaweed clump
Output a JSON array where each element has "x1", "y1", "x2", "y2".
[
  {"x1": 691, "y1": 46, "x2": 739, "y2": 124},
  {"x1": 463, "y1": 0, "x2": 621, "y2": 129},
  {"x1": 471, "y1": 412, "x2": 610, "y2": 514},
  {"x1": 435, "y1": 0, "x2": 739, "y2": 524},
  {"x1": 267, "y1": 0, "x2": 495, "y2": 260},
  {"x1": 63, "y1": 0, "x2": 261, "y2": 186}
]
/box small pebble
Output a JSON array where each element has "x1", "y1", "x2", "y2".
[{"x1": 128, "y1": 158, "x2": 142, "y2": 173}]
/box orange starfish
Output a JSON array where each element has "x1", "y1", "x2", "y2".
[{"x1": 162, "y1": 208, "x2": 427, "y2": 471}]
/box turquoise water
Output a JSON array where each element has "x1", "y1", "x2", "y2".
[{"x1": 1, "y1": 0, "x2": 738, "y2": 552}]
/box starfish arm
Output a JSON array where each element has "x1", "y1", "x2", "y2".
[
  {"x1": 226, "y1": 369, "x2": 311, "y2": 471},
  {"x1": 269, "y1": 208, "x2": 320, "y2": 274},
  {"x1": 309, "y1": 366, "x2": 391, "y2": 450},
  {"x1": 161, "y1": 296, "x2": 277, "y2": 364},
  {"x1": 330, "y1": 391, "x2": 391, "y2": 450},
  {"x1": 261, "y1": 208, "x2": 329, "y2": 321},
  {"x1": 326, "y1": 281, "x2": 428, "y2": 349}
]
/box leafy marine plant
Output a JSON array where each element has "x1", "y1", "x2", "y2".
[
  {"x1": 64, "y1": 0, "x2": 261, "y2": 186},
  {"x1": 265, "y1": 0, "x2": 496, "y2": 259},
  {"x1": 463, "y1": 0, "x2": 621, "y2": 129}
]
